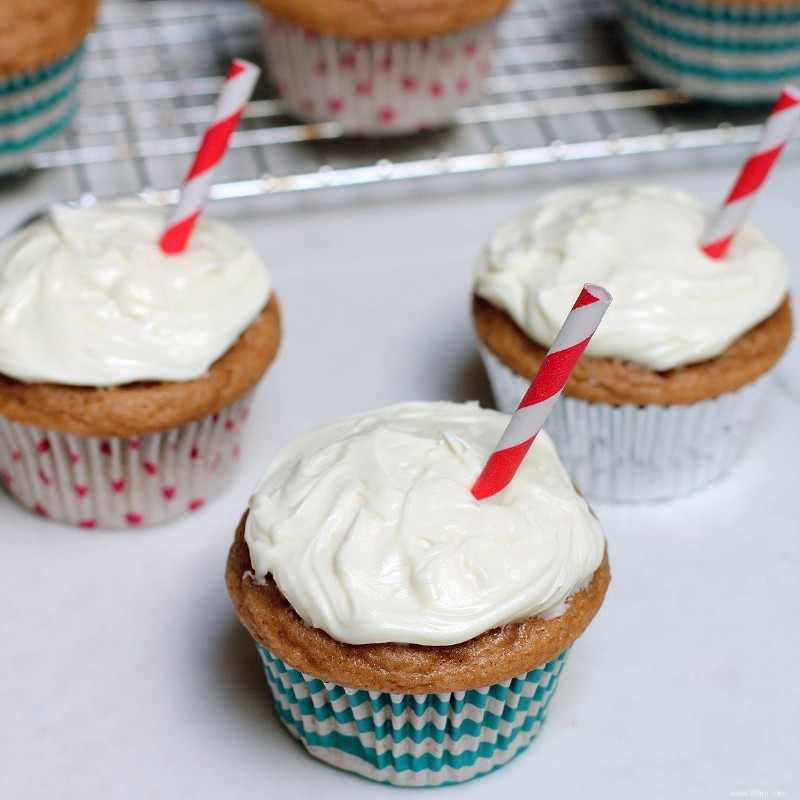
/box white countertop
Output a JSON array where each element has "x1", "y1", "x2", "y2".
[{"x1": 1, "y1": 149, "x2": 798, "y2": 799}]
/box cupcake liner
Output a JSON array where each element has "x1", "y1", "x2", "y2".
[
  {"x1": 259, "y1": 13, "x2": 496, "y2": 135},
  {"x1": 621, "y1": 0, "x2": 800, "y2": 102},
  {"x1": 256, "y1": 643, "x2": 569, "y2": 787},
  {"x1": 0, "y1": 392, "x2": 253, "y2": 528},
  {"x1": 0, "y1": 46, "x2": 85, "y2": 175},
  {"x1": 480, "y1": 345, "x2": 769, "y2": 502}
]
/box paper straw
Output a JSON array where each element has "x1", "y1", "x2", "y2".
[
  {"x1": 700, "y1": 85, "x2": 800, "y2": 260},
  {"x1": 472, "y1": 284, "x2": 612, "y2": 501},
  {"x1": 159, "y1": 59, "x2": 260, "y2": 255}
]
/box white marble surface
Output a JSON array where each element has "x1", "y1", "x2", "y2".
[{"x1": 1, "y1": 148, "x2": 799, "y2": 799}]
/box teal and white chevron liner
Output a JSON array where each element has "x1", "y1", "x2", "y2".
[
  {"x1": 621, "y1": 0, "x2": 800, "y2": 102},
  {"x1": 0, "y1": 46, "x2": 84, "y2": 175},
  {"x1": 256, "y1": 643, "x2": 570, "y2": 786}
]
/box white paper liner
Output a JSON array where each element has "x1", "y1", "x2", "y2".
[
  {"x1": 258, "y1": 13, "x2": 497, "y2": 134},
  {"x1": 0, "y1": 392, "x2": 254, "y2": 528},
  {"x1": 480, "y1": 345, "x2": 770, "y2": 503},
  {"x1": 257, "y1": 643, "x2": 569, "y2": 787}
]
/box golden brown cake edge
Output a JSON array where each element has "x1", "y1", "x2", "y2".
[
  {"x1": 226, "y1": 511, "x2": 610, "y2": 694},
  {"x1": 0, "y1": 296, "x2": 281, "y2": 437},
  {"x1": 249, "y1": 0, "x2": 512, "y2": 39},
  {"x1": 473, "y1": 294, "x2": 792, "y2": 406},
  {"x1": 0, "y1": 0, "x2": 99, "y2": 74}
]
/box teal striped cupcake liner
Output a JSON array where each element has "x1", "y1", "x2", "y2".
[
  {"x1": 256, "y1": 643, "x2": 570, "y2": 786},
  {"x1": 621, "y1": 0, "x2": 800, "y2": 102},
  {"x1": 0, "y1": 46, "x2": 85, "y2": 175}
]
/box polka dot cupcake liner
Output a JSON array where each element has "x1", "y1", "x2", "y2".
[
  {"x1": 480, "y1": 345, "x2": 770, "y2": 503},
  {"x1": 256, "y1": 643, "x2": 570, "y2": 787},
  {"x1": 0, "y1": 46, "x2": 85, "y2": 176},
  {"x1": 0, "y1": 392, "x2": 254, "y2": 529},
  {"x1": 259, "y1": 14, "x2": 497, "y2": 135},
  {"x1": 621, "y1": 0, "x2": 800, "y2": 102}
]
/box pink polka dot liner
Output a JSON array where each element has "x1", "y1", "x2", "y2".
[
  {"x1": 0, "y1": 392, "x2": 253, "y2": 529},
  {"x1": 260, "y1": 13, "x2": 497, "y2": 135}
]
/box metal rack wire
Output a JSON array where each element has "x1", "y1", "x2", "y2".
[{"x1": 29, "y1": 0, "x2": 789, "y2": 202}]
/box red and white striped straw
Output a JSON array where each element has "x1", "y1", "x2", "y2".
[
  {"x1": 700, "y1": 85, "x2": 800, "y2": 260},
  {"x1": 159, "y1": 58, "x2": 260, "y2": 255},
  {"x1": 472, "y1": 284, "x2": 612, "y2": 501}
]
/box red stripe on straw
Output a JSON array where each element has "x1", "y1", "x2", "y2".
[
  {"x1": 158, "y1": 212, "x2": 200, "y2": 255},
  {"x1": 701, "y1": 85, "x2": 800, "y2": 260},
  {"x1": 724, "y1": 147, "x2": 783, "y2": 204},
  {"x1": 472, "y1": 449, "x2": 526, "y2": 501},
  {"x1": 472, "y1": 284, "x2": 612, "y2": 501},
  {"x1": 773, "y1": 90, "x2": 799, "y2": 113},
  {"x1": 184, "y1": 113, "x2": 245, "y2": 181},
  {"x1": 524, "y1": 339, "x2": 593, "y2": 405},
  {"x1": 700, "y1": 235, "x2": 733, "y2": 261},
  {"x1": 573, "y1": 287, "x2": 600, "y2": 309},
  {"x1": 159, "y1": 59, "x2": 260, "y2": 256}
]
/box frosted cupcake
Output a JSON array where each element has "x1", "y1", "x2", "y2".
[
  {"x1": 473, "y1": 184, "x2": 791, "y2": 502},
  {"x1": 250, "y1": 0, "x2": 511, "y2": 134},
  {"x1": 0, "y1": 198, "x2": 280, "y2": 528},
  {"x1": 227, "y1": 401, "x2": 610, "y2": 787},
  {"x1": 0, "y1": 0, "x2": 98, "y2": 175},
  {"x1": 621, "y1": 0, "x2": 800, "y2": 102}
]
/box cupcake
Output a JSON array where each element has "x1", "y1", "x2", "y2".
[
  {"x1": 0, "y1": 198, "x2": 280, "y2": 528},
  {"x1": 227, "y1": 401, "x2": 610, "y2": 787},
  {"x1": 250, "y1": 0, "x2": 511, "y2": 134},
  {"x1": 0, "y1": 0, "x2": 98, "y2": 175},
  {"x1": 473, "y1": 184, "x2": 792, "y2": 503},
  {"x1": 621, "y1": 0, "x2": 800, "y2": 102}
]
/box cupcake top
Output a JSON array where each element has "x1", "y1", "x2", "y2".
[
  {"x1": 475, "y1": 184, "x2": 788, "y2": 372},
  {"x1": 244, "y1": 401, "x2": 604, "y2": 647},
  {"x1": 0, "y1": 0, "x2": 99, "y2": 74},
  {"x1": 250, "y1": 0, "x2": 511, "y2": 39},
  {"x1": 0, "y1": 198, "x2": 273, "y2": 387}
]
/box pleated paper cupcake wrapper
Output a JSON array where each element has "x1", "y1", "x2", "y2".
[
  {"x1": 480, "y1": 346, "x2": 769, "y2": 503},
  {"x1": 0, "y1": 46, "x2": 84, "y2": 176},
  {"x1": 0, "y1": 392, "x2": 253, "y2": 529},
  {"x1": 621, "y1": 0, "x2": 800, "y2": 102},
  {"x1": 256, "y1": 643, "x2": 569, "y2": 787},
  {"x1": 259, "y1": 13, "x2": 496, "y2": 135}
]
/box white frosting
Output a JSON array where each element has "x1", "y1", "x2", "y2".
[
  {"x1": 245, "y1": 401, "x2": 604, "y2": 647},
  {"x1": 0, "y1": 198, "x2": 272, "y2": 386},
  {"x1": 475, "y1": 184, "x2": 788, "y2": 371}
]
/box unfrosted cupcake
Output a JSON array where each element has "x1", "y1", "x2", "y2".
[
  {"x1": 227, "y1": 401, "x2": 610, "y2": 787},
  {"x1": 0, "y1": 198, "x2": 281, "y2": 529},
  {"x1": 250, "y1": 0, "x2": 511, "y2": 134},
  {"x1": 0, "y1": 0, "x2": 98, "y2": 175},
  {"x1": 473, "y1": 183, "x2": 791, "y2": 502},
  {"x1": 621, "y1": 0, "x2": 800, "y2": 102}
]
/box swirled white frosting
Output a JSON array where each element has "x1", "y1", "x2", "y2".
[
  {"x1": 245, "y1": 401, "x2": 605, "y2": 646},
  {"x1": 475, "y1": 184, "x2": 787, "y2": 371},
  {"x1": 0, "y1": 198, "x2": 272, "y2": 385}
]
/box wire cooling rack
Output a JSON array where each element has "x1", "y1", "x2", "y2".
[{"x1": 29, "y1": 0, "x2": 791, "y2": 201}]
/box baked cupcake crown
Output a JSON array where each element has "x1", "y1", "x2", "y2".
[
  {"x1": 250, "y1": 0, "x2": 512, "y2": 39},
  {"x1": 0, "y1": 0, "x2": 99, "y2": 74}
]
